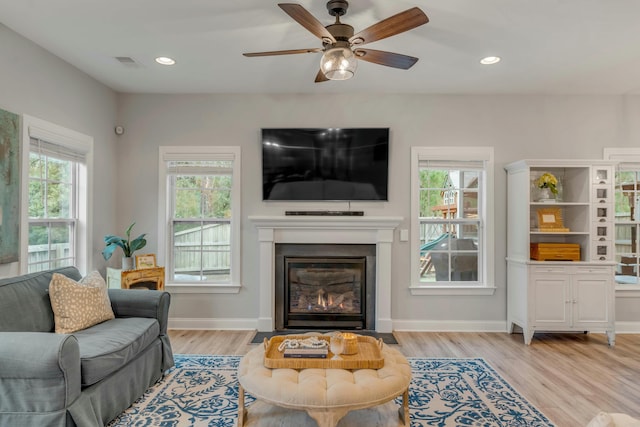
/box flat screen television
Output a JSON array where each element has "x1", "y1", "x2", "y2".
[{"x1": 262, "y1": 128, "x2": 389, "y2": 201}]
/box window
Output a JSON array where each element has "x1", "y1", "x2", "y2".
[
  {"x1": 604, "y1": 148, "x2": 640, "y2": 290},
  {"x1": 158, "y1": 146, "x2": 241, "y2": 293},
  {"x1": 20, "y1": 115, "x2": 92, "y2": 274},
  {"x1": 410, "y1": 147, "x2": 494, "y2": 295}
]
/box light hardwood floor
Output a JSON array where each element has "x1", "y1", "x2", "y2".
[{"x1": 168, "y1": 329, "x2": 640, "y2": 426}]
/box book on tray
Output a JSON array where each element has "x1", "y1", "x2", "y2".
[{"x1": 283, "y1": 348, "x2": 328, "y2": 358}]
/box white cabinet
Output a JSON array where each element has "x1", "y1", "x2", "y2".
[
  {"x1": 505, "y1": 160, "x2": 616, "y2": 346},
  {"x1": 524, "y1": 265, "x2": 614, "y2": 345}
]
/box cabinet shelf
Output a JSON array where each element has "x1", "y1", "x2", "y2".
[
  {"x1": 530, "y1": 202, "x2": 589, "y2": 207},
  {"x1": 530, "y1": 231, "x2": 590, "y2": 235}
]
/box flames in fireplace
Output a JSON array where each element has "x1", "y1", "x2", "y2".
[
  {"x1": 290, "y1": 268, "x2": 361, "y2": 314},
  {"x1": 282, "y1": 257, "x2": 366, "y2": 329}
]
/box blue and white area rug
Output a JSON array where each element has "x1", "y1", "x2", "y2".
[{"x1": 108, "y1": 354, "x2": 554, "y2": 427}]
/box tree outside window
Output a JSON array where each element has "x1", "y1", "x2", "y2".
[
  {"x1": 28, "y1": 147, "x2": 77, "y2": 272},
  {"x1": 418, "y1": 167, "x2": 480, "y2": 283},
  {"x1": 613, "y1": 170, "x2": 640, "y2": 284}
]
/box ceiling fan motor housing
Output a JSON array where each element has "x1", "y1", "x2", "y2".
[
  {"x1": 325, "y1": 23, "x2": 354, "y2": 46},
  {"x1": 327, "y1": 0, "x2": 349, "y2": 17}
]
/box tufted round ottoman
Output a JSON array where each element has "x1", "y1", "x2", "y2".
[{"x1": 237, "y1": 335, "x2": 411, "y2": 427}]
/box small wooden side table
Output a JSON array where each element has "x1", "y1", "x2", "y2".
[{"x1": 106, "y1": 267, "x2": 165, "y2": 290}]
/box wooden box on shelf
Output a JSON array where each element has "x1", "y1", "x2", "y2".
[{"x1": 530, "y1": 243, "x2": 580, "y2": 261}]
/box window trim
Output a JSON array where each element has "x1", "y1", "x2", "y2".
[
  {"x1": 604, "y1": 147, "x2": 640, "y2": 297},
  {"x1": 158, "y1": 146, "x2": 241, "y2": 293},
  {"x1": 409, "y1": 146, "x2": 495, "y2": 296},
  {"x1": 20, "y1": 115, "x2": 93, "y2": 275}
]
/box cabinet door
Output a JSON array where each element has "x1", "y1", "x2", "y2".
[
  {"x1": 531, "y1": 275, "x2": 571, "y2": 326},
  {"x1": 572, "y1": 275, "x2": 610, "y2": 326}
]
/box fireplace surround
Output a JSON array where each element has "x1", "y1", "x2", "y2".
[
  {"x1": 275, "y1": 244, "x2": 376, "y2": 330},
  {"x1": 249, "y1": 215, "x2": 402, "y2": 333}
]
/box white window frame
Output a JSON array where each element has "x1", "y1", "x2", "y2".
[
  {"x1": 604, "y1": 147, "x2": 640, "y2": 297},
  {"x1": 20, "y1": 115, "x2": 93, "y2": 275},
  {"x1": 410, "y1": 146, "x2": 495, "y2": 295},
  {"x1": 158, "y1": 146, "x2": 241, "y2": 293}
]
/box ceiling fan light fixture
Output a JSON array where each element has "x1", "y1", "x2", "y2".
[{"x1": 320, "y1": 47, "x2": 357, "y2": 80}]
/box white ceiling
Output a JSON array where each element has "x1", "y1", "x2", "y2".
[{"x1": 2, "y1": 0, "x2": 640, "y2": 95}]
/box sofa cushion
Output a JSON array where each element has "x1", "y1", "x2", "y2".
[
  {"x1": 73, "y1": 317, "x2": 160, "y2": 386},
  {"x1": 0, "y1": 267, "x2": 82, "y2": 332},
  {"x1": 49, "y1": 271, "x2": 115, "y2": 334}
]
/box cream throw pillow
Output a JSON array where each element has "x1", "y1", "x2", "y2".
[{"x1": 49, "y1": 271, "x2": 115, "y2": 334}]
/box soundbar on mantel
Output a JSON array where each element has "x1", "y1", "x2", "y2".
[{"x1": 285, "y1": 211, "x2": 364, "y2": 216}]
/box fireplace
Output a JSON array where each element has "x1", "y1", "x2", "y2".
[
  {"x1": 249, "y1": 215, "x2": 402, "y2": 333},
  {"x1": 275, "y1": 244, "x2": 376, "y2": 330}
]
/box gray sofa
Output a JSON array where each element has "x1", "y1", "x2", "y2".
[{"x1": 0, "y1": 266, "x2": 174, "y2": 427}]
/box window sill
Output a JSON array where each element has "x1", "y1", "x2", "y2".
[
  {"x1": 615, "y1": 284, "x2": 640, "y2": 298},
  {"x1": 165, "y1": 283, "x2": 241, "y2": 294},
  {"x1": 410, "y1": 285, "x2": 497, "y2": 296}
]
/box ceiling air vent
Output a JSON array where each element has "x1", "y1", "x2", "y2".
[{"x1": 114, "y1": 56, "x2": 140, "y2": 67}]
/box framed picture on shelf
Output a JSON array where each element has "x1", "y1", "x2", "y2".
[
  {"x1": 536, "y1": 207, "x2": 569, "y2": 231},
  {"x1": 135, "y1": 254, "x2": 156, "y2": 269}
]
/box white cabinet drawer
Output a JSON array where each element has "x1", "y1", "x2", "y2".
[
  {"x1": 592, "y1": 185, "x2": 611, "y2": 204},
  {"x1": 591, "y1": 223, "x2": 612, "y2": 241},
  {"x1": 575, "y1": 265, "x2": 611, "y2": 275},
  {"x1": 591, "y1": 241, "x2": 613, "y2": 261},
  {"x1": 531, "y1": 265, "x2": 567, "y2": 274}
]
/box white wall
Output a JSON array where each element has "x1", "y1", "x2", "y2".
[
  {"x1": 0, "y1": 24, "x2": 118, "y2": 278},
  {"x1": 117, "y1": 93, "x2": 640, "y2": 329}
]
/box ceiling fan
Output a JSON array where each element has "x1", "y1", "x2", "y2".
[{"x1": 243, "y1": 1, "x2": 429, "y2": 82}]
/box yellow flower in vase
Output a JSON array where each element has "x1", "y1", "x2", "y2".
[{"x1": 536, "y1": 172, "x2": 558, "y2": 195}]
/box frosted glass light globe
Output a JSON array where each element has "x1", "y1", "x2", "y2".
[{"x1": 320, "y1": 47, "x2": 357, "y2": 80}]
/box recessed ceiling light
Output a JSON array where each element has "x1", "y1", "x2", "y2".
[
  {"x1": 480, "y1": 56, "x2": 501, "y2": 65},
  {"x1": 155, "y1": 56, "x2": 176, "y2": 66}
]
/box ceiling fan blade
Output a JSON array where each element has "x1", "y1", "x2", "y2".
[
  {"x1": 278, "y1": 3, "x2": 336, "y2": 43},
  {"x1": 243, "y1": 48, "x2": 322, "y2": 57},
  {"x1": 354, "y1": 48, "x2": 419, "y2": 70},
  {"x1": 314, "y1": 69, "x2": 329, "y2": 83},
  {"x1": 349, "y1": 7, "x2": 428, "y2": 46}
]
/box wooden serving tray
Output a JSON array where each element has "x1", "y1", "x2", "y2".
[{"x1": 263, "y1": 334, "x2": 384, "y2": 369}]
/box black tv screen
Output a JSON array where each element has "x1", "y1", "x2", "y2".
[{"x1": 262, "y1": 128, "x2": 389, "y2": 201}]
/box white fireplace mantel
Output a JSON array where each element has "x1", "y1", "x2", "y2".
[{"x1": 249, "y1": 215, "x2": 403, "y2": 333}]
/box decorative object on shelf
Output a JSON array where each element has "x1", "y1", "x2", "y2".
[
  {"x1": 530, "y1": 243, "x2": 580, "y2": 261},
  {"x1": 102, "y1": 222, "x2": 147, "y2": 270},
  {"x1": 534, "y1": 172, "x2": 559, "y2": 202},
  {"x1": 135, "y1": 254, "x2": 156, "y2": 269},
  {"x1": 536, "y1": 207, "x2": 569, "y2": 231}
]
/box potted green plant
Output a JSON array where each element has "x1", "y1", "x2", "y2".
[{"x1": 102, "y1": 222, "x2": 147, "y2": 270}]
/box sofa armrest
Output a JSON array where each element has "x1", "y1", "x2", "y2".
[
  {"x1": 108, "y1": 289, "x2": 171, "y2": 335},
  {"x1": 0, "y1": 332, "x2": 81, "y2": 412}
]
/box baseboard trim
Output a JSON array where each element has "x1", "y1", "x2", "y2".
[
  {"x1": 168, "y1": 318, "x2": 640, "y2": 334},
  {"x1": 393, "y1": 320, "x2": 508, "y2": 332},
  {"x1": 169, "y1": 318, "x2": 257, "y2": 330},
  {"x1": 614, "y1": 321, "x2": 640, "y2": 333}
]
